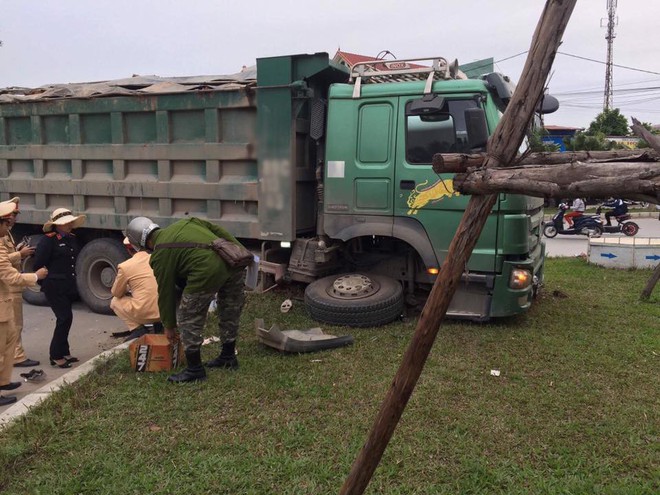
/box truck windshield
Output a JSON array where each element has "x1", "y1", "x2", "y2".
[{"x1": 405, "y1": 98, "x2": 479, "y2": 164}]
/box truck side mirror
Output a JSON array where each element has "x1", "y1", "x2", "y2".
[
  {"x1": 536, "y1": 94, "x2": 559, "y2": 115},
  {"x1": 465, "y1": 107, "x2": 489, "y2": 150},
  {"x1": 407, "y1": 94, "x2": 446, "y2": 116}
]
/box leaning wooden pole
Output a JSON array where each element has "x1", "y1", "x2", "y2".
[
  {"x1": 631, "y1": 117, "x2": 660, "y2": 300},
  {"x1": 338, "y1": 2, "x2": 577, "y2": 494}
]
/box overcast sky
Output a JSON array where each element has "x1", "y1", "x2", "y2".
[{"x1": 1, "y1": 0, "x2": 659, "y2": 129}]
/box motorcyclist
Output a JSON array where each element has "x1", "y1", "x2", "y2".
[
  {"x1": 601, "y1": 198, "x2": 628, "y2": 226},
  {"x1": 564, "y1": 197, "x2": 585, "y2": 228}
]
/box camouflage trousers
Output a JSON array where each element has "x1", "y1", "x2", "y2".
[{"x1": 177, "y1": 269, "x2": 246, "y2": 352}]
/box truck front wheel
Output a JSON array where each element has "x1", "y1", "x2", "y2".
[
  {"x1": 76, "y1": 238, "x2": 129, "y2": 315},
  {"x1": 304, "y1": 273, "x2": 403, "y2": 327}
]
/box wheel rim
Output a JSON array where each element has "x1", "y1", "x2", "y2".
[
  {"x1": 588, "y1": 227, "x2": 602, "y2": 238},
  {"x1": 85, "y1": 258, "x2": 117, "y2": 301},
  {"x1": 544, "y1": 226, "x2": 557, "y2": 237},
  {"x1": 327, "y1": 274, "x2": 380, "y2": 300},
  {"x1": 623, "y1": 223, "x2": 639, "y2": 236}
]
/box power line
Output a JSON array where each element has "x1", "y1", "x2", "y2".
[
  {"x1": 556, "y1": 51, "x2": 660, "y2": 76},
  {"x1": 493, "y1": 49, "x2": 660, "y2": 77}
]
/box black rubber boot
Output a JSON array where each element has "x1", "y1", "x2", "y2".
[
  {"x1": 167, "y1": 350, "x2": 207, "y2": 383},
  {"x1": 0, "y1": 395, "x2": 17, "y2": 407},
  {"x1": 206, "y1": 354, "x2": 239, "y2": 370},
  {"x1": 206, "y1": 341, "x2": 239, "y2": 370}
]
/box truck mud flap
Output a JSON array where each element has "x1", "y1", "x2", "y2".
[{"x1": 255, "y1": 319, "x2": 353, "y2": 353}]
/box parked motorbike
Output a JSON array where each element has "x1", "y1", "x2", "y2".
[
  {"x1": 543, "y1": 204, "x2": 603, "y2": 238},
  {"x1": 595, "y1": 206, "x2": 640, "y2": 236}
]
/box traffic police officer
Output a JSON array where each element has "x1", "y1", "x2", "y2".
[
  {"x1": 0, "y1": 197, "x2": 41, "y2": 367},
  {"x1": 0, "y1": 201, "x2": 48, "y2": 406},
  {"x1": 33, "y1": 208, "x2": 86, "y2": 368}
]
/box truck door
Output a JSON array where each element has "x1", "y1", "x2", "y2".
[
  {"x1": 393, "y1": 94, "x2": 499, "y2": 272},
  {"x1": 324, "y1": 97, "x2": 398, "y2": 217}
]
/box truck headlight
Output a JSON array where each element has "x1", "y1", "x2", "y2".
[{"x1": 510, "y1": 268, "x2": 532, "y2": 290}]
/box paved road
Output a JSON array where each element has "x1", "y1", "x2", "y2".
[
  {"x1": 6, "y1": 302, "x2": 125, "y2": 406},
  {"x1": 544, "y1": 217, "x2": 660, "y2": 257}
]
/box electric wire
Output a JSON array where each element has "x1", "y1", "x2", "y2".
[{"x1": 490, "y1": 50, "x2": 660, "y2": 119}]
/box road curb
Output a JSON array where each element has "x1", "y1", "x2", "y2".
[{"x1": 0, "y1": 340, "x2": 132, "y2": 431}]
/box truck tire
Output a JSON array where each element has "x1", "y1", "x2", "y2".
[
  {"x1": 21, "y1": 234, "x2": 49, "y2": 306},
  {"x1": 304, "y1": 273, "x2": 403, "y2": 327},
  {"x1": 76, "y1": 238, "x2": 129, "y2": 315}
]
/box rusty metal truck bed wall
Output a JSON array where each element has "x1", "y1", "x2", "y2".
[{"x1": 0, "y1": 71, "x2": 266, "y2": 238}]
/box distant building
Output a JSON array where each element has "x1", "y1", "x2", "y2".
[
  {"x1": 606, "y1": 136, "x2": 641, "y2": 149},
  {"x1": 543, "y1": 125, "x2": 583, "y2": 151}
]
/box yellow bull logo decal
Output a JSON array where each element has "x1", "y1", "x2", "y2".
[{"x1": 406, "y1": 179, "x2": 460, "y2": 215}]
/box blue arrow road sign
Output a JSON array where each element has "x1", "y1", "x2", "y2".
[
  {"x1": 600, "y1": 253, "x2": 617, "y2": 259},
  {"x1": 645, "y1": 254, "x2": 660, "y2": 261}
]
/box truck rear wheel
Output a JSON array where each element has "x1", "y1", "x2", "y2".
[
  {"x1": 21, "y1": 235, "x2": 48, "y2": 306},
  {"x1": 76, "y1": 238, "x2": 129, "y2": 315},
  {"x1": 304, "y1": 273, "x2": 403, "y2": 327}
]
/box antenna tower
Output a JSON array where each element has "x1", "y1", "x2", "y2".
[{"x1": 602, "y1": 0, "x2": 618, "y2": 110}]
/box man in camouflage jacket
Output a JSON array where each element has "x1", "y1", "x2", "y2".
[{"x1": 126, "y1": 216, "x2": 246, "y2": 383}]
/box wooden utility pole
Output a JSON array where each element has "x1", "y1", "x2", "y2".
[
  {"x1": 630, "y1": 118, "x2": 660, "y2": 300},
  {"x1": 338, "y1": 1, "x2": 578, "y2": 494}
]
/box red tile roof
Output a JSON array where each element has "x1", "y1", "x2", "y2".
[{"x1": 333, "y1": 50, "x2": 426, "y2": 70}]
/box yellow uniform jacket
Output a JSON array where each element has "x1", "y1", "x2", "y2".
[
  {"x1": 0, "y1": 243, "x2": 37, "y2": 323},
  {"x1": 110, "y1": 251, "x2": 160, "y2": 328}
]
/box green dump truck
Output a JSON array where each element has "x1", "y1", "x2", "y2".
[{"x1": 0, "y1": 53, "x2": 550, "y2": 326}]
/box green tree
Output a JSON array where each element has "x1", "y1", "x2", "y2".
[
  {"x1": 564, "y1": 131, "x2": 618, "y2": 151},
  {"x1": 587, "y1": 108, "x2": 629, "y2": 136},
  {"x1": 527, "y1": 128, "x2": 560, "y2": 152}
]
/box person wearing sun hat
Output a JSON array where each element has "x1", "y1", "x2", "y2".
[
  {"x1": 0, "y1": 201, "x2": 48, "y2": 406},
  {"x1": 0, "y1": 197, "x2": 41, "y2": 368},
  {"x1": 33, "y1": 208, "x2": 86, "y2": 369}
]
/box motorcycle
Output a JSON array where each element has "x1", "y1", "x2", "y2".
[
  {"x1": 543, "y1": 204, "x2": 603, "y2": 238},
  {"x1": 624, "y1": 199, "x2": 649, "y2": 208},
  {"x1": 595, "y1": 206, "x2": 640, "y2": 236}
]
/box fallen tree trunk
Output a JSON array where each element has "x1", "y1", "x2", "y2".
[
  {"x1": 433, "y1": 149, "x2": 658, "y2": 173},
  {"x1": 632, "y1": 117, "x2": 660, "y2": 152},
  {"x1": 452, "y1": 161, "x2": 660, "y2": 202}
]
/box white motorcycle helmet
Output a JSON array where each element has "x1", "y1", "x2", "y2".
[{"x1": 125, "y1": 216, "x2": 160, "y2": 250}]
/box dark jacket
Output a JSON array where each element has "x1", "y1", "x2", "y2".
[
  {"x1": 33, "y1": 232, "x2": 80, "y2": 286},
  {"x1": 603, "y1": 198, "x2": 628, "y2": 216}
]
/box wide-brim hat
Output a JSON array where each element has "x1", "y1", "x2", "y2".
[
  {"x1": 0, "y1": 197, "x2": 20, "y2": 218},
  {"x1": 43, "y1": 208, "x2": 86, "y2": 232},
  {"x1": 0, "y1": 201, "x2": 17, "y2": 218}
]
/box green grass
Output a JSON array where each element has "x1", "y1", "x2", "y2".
[{"x1": 1, "y1": 258, "x2": 658, "y2": 494}]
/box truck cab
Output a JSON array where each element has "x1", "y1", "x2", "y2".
[{"x1": 296, "y1": 56, "x2": 545, "y2": 323}]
